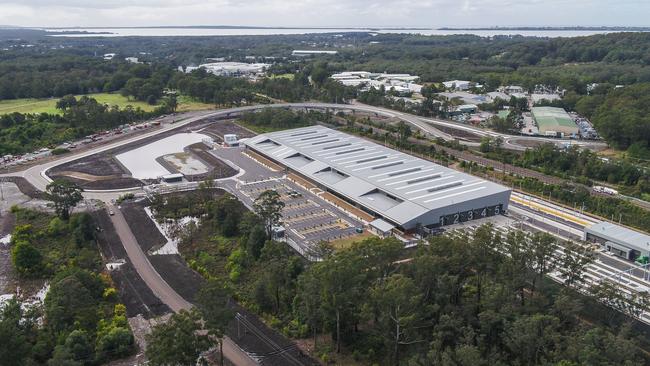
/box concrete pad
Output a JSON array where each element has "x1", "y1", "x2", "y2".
[{"x1": 116, "y1": 133, "x2": 209, "y2": 180}]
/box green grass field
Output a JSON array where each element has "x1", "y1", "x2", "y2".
[
  {"x1": 268, "y1": 73, "x2": 295, "y2": 80},
  {"x1": 0, "y1": 93, "x2": 215, "y2": 115}
]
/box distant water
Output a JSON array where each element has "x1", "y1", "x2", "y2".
[{"x1": 43, "y1": 27, "x2": 634, "y2": 38}]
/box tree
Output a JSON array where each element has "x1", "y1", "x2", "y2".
[
  {"x1": 70, "y1": 213, "x2": 96, "y2": 246},
  {"x1": 469, "y1": 224, "x2": 501, "y2": 313},
  {"x1": 312, "y1": 251, "x2": 365, "y2": 353},
  {"x1": 503, "y1": 230, "x2": 531, "y2": 306},
  {"x1": 295, "y1": 270, "x2": 323, "y2": 349},
  {"x1": 246, "y1": 225, "x2": 267, "y2": 259},
  {"x1": 46, "y1": 180, "x2": 83, "y2": 220},
  {"x1": 253, "y1": 190, "x2": 285, "y2": 239},
  {"x1": 56, "y1": 95, "x2": 78, "y2": 111},
  {"x1": 529, "y1": 232, "x2": 558, "y2": 295},
  {"x1": 488, "y1": 115, "x2": 518, "y2": 133},
  {"x1": 196, "y1": 280, "x2": 234, "y2": 366},
  {"x1": 591, "y1": 280, "x2": 650, "y2": 323},
  {"x1": 146, "y1": 309, "x2": 211, "y2": 366},
  {"x1": 49, "y1": 329, "x2": 93, "y2": 366},
  {"x1": 95, "y1": 327, "x2": 134, "y2": 363},
  {"x1": 559, "y1": 241, "x2": 595, "y2": 289},
  {"x1": 0, "y1": 298, "x2": 34, "y2": 366},
  {"x1": 396, "y1": 121, "x2": 412, "y2": 144},
  {"x1": 44, "y1": 269, "x2": 104, "y2": 333},
  {"x1": 11, "y1": 240, "x2": 44, "y2": 277},
  {"x1": 504, "y1": 314, "x2": 562, "y2": 365},
  {"x1": 369, "y1": 274, "x2": 427, "y2": 365}
]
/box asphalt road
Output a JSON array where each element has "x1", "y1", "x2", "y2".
[
  {"x1": 0, "y1": 101, "x2": 608, "y2": 201},
  {"x1": 347, "y1": 101, "x2": 608, "y2": 152}
]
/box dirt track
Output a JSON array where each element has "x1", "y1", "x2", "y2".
[
  {"x1": 2, "y1": 176, "x2": 46, "y2": 199},
  {"x1": 119, "y1": 200, "x2": 166, "y2": 253},
  {"x1": 93, "y1": 210, "x2": 170, "y2": 318}
]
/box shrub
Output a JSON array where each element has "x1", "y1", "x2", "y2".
[
  {"x1": 116, "y1": 193, "x2": 135, "y2": 204},
  {"x1": 11, "y1": 240, "x2": 44, "y2": 277},
  {"x1": 95, "y1": 327, "x2": 134, "y2": 362},
  {"x1": 47, "y1": 217, "x2": 67, "y2": 236},
  {"x1": 50, "y1": 148, "x2": 70, "y2": 155}
]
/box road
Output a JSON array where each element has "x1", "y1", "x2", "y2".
[
  {"x1": 108, "y1": 203, "x2": 258, "y2": 366},
  {"x1": 1, "y1": 101, "x2": 646, "y2": 327},
  {"x1": 348, "y1": 100, "x2": 608, "y2": 152},
  {"x1": 0, "y1": 102, "x2": 609, "y2": 200}
]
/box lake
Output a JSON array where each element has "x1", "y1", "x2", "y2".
[{"x1": 44, "y1": 27, "x2": 637, "y2": 38}]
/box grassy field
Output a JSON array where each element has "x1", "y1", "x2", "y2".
[
  {"x1": 329, "y1": 231, "x2": 375, "y2": 251},
  {"x1": 0, "y1": 93, "x2": 215, "y2": 115},
  {"x1": 268, "y1": 73, "x2": 295, "y2": 80},
  {"x1": 175, "y1": 95, "x2": 215, "y2": 112}
]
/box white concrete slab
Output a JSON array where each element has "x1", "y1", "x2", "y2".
[{"x1": 115, "y1": 133, "x2": 209, "y2": 179}]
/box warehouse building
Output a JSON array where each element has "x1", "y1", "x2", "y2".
[
  {"x1": 531, "y1": 107, "x2": 579, "y2": 137},
  {"x1": 292, "y1": 50, "x2": 338, "y2": 56},
  {"x1": 244, "y1": 126, "x2": 511, "y2": 232},
  {"x1": 584, "y1": 221, "x2": 650, "y2": 261}
]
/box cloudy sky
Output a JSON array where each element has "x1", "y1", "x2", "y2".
[{"x1": 0, "y1": 0, "x2": 647, "y2": 28}]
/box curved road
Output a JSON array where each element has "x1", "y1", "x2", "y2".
[
  {"x1": 0, "y1": 101, "x2": 607, "y2": 199},
  {"x1": 0, "y1": 102, "x2": 635, "y2": 364},
  {"x1": 347, "y1": 101, "x2": 607, "y2": 152}
]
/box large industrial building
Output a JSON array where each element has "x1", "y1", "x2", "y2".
[
  {"x1": 584, "y1": 221, "x2": 650, "y2": 261},
  {"x1": 184, "y1": 62, "x2": 270, "y2": 77},
  {"x1": 531, "y1": 107, "x2": 579, "y2": 137},
  {"x1": 244, "y1": 126, "x2": 511, "y2": 232}
]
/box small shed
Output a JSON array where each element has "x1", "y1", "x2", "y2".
[
  {"x1": 370, "y1": 219, "x2": 395, "y2": 238},
  {"x1": 160, "y1": 173, "x2": 184, "y2": 183},
  {"x1": 224, "y1": 134, "x2": 239, "y2": 147}
]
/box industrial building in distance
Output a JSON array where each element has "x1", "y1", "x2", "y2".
[
  {"x1": 330, "y1": 71, "x2": 423, "y2": 94},
  {"x1": 244, "y1": 126, "x2": 511, "y2": 232},
  {"x1": 531, "y1": 106, "x2": 580, "y2": 137},
  {"x1": 183, "y1": 62, "x2": 270, "y2": 77}
]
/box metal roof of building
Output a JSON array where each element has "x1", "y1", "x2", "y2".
[
  {"x1": 531, "y1": 106, "x2": 579, "y2": 134},
  {"x1": 370, "y1": 218, "x2": 395, "y2": 233},
  {"x1": 585, "y1": 221, "x2": 650, "y2": 252},
  {"x1": 245, "y1": 126, "x2": 511, "y2": 226}
]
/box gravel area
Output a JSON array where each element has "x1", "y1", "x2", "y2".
[
  {"x1": 93, "y1": 210, "x2": 170, "y2": 318},
  {"x1": 119, "y1": 200, "x2": 167, "y2": 253},
  {"x1": 0, "y1": 214, "x2": 16, "y2": 294},
  {"x1": 2, "y1": 177, "x2": 47, "y2": 199},
  {"x1": 147, "y1": 254, "x2": 205, "y2": 303}
]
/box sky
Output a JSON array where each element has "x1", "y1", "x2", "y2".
[{"x1": 0, "y1": 0, "x2": 647, "y2": 28}]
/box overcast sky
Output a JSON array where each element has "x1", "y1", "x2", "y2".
[{"x1": 0, "y1": 0, "x2": 647, "y2": 28}]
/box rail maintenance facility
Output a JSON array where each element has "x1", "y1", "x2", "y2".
[
  {"x1": 584, "y1": 221, "x2": 650, "y2": 262},
  {"x1": 244, "y1": 126, "x2": 511, "y2": 232}
]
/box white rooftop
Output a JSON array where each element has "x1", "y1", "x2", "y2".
[
  {"x1": 245, "y1": 126, "x2": 511, "y2": 228},
  {"x1": 586, "y1": 221, "x2": 650, "y2": 252}
]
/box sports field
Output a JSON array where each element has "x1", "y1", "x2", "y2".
[{"x1": 0, "y1": 93, "x2": 214, "y2": 115}]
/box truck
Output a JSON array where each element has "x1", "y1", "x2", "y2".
[{"x1": 593, "y1": 186, "x2": 618, "y2": 196}]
